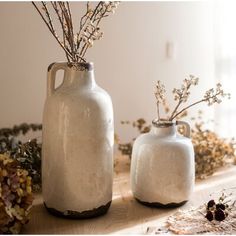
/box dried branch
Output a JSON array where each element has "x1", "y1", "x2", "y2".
[
  {"x1": 171, "y1": 84, "x2": 230, "y2": 120},
  {"x1": 32, "y1": 2, "x2": 74, "y2": 61},
  {"x1": 51, "y1": 2, "x2": 71, "y2": 62},
  {"x1": 169, "y1": 75, "x2": 199, "y2": 120},
  {"x1": 78, "y1": 2, "x2": 108, "y2": 60},
  {"x1": 41, "y1": 2, "x2": 53, "y2": 31},
  {"x1": 154, "y1": 77, "x2": 230, "y2": 122},
  {"x1": 154, "y1": 80, "x2": 166, "y2": 121},
  {"x1": 58, "y1": 2, "x2": 74, "y2": 53},
  {"x1": 76, "y1": 2, "x2": 91, "y2": 52},
  {"x1": 32, "y1": 1, "x2": 119, "y2": 63}
]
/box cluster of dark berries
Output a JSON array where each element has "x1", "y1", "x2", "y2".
[{"x1": 205, "y1": 199, "x2": 228, "y2": 222}]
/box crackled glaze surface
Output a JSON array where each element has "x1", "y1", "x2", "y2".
[
  {"x1": 42, "y1": 62, "x2": 114, "y2": 214},
  {"x1": 131, "y1": 122, "x2": 195, "y2": 206}
]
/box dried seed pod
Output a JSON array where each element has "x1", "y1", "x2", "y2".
[
  {"x1": 207, "y1": 199, "x2": 216, "y2": 209},
  {"x1": 205, "y1": 210, "x2": 214, "y2": 221},
  {"x1": 214, "y1": 208, "x2": 226, "y2": 221}
]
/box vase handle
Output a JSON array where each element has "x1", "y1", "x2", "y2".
[
  {"x1": 176, "y1": 120, "x2": 191, "y2": 138},
  {"x1": 47, "y1": 62, "x2": 67, "y2": 97}
]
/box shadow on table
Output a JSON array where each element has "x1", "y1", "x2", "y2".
[
  {"x1": 22, "y1": 194, "x2": 177, "y2": 234},
  {"x1": 23, "y1": 163, "x2": 236, "y2": 234}
]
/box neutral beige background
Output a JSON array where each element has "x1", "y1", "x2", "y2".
[{"x1": 0, "y1": 2, "x2": 215, "y2": 140}]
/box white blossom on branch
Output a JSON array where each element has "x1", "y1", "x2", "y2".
[
  {"x1": 154, "y1": 76, "x2": 230, "y2": 122},
  {"x1": 154, "y1": 80, "x2": 166, "y2": 121},
  {"x1": 32, "y1": 1, "x2": 120, "y2": 63}
]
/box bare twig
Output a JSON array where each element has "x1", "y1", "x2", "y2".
[
  {"x1": 41, "y1": 2, "x2": 54, "y2": 31},
  {"x1": 51, "y1": 2, "x2": 71, "y2": 62},
  {"x1": 171, "y1": 99, "x2": 206, "y2": 120},
  {"x1": 156, "y1": 102, "x2": 160, "y2": 121},
  {"x1": 32, "y1": 1, "x2": 119, "y2": 63},
  {"x1": 154, "y1": 77, "x2": 230, "y2": 122},
  {"x1": 32, "y1": 2, "x2": 73, "y2": 61},
  {"x1": 79, "y1": 3, "x2": 109, "y2": 60},
  {"x1": 170, "y1": 89, "x2": 189, "y2": 120},
  {"x1": 171, "y1": 93, "x2": 220, "y2": 120},
  {"x1": 77, "y1": 2, "x2": 91, "y2": 53}
]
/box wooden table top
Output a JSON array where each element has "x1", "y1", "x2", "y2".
[{"x1": 22, "y1": 155, "x2": 236, "y2": 234}]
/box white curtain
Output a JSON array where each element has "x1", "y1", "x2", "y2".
[{"x1": 214, "y1": 0, "x2": 236, "y2": 138}]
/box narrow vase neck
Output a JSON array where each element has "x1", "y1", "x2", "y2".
[
  {"x1": 151, "y1": 124, "x2": 176, "y2": 137},
  {"x1": 54, "y1": 63, "x2": 96, "y2": 89},
  {"x1": 63, "y1": 66, "x2": 96, "y2": 89}
]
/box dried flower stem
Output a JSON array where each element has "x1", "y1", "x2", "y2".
[
  {"x1": 42, "y1": 2, "x2": 53, "y2": 30},
  {"x1": 154, "y1": 76, "x2": 230, "y2": 122},
  {"x1": 171, "y1": 94, "x2": 218, "y2": 120},
  {"x1": 32, "y1": 2, "x2": 74, "y2": 61},
  {"x1": 77, "y1": 2, "x2": 91, "y2": 52},
  {"x1": 66, "y1": 2, "x2": 74, "y2": 42},
  {"x1": 50, "y1": 2, "x2": 71, "y2": 62},
  {"x1": 59, "y1": 3, "x2": 74, "y2": 52},
  {"x1": 169, "y1": 82, "x2": 193, "y2": 120},
  {"x1": 172, "y1": 88, "x2": 229, "y2": 120},
  {"x1": 156, "y1": 102, "x2": 160, "y2": 121},
  {"x1": 79, "y1": 3, "x2": 109, "y2": 59},
  {"x1": 32, "y1": 1, "x2": 119, "y2": 63},
  {"x1": 154, "y1": 80, "x2": 166, "y2": 121}
]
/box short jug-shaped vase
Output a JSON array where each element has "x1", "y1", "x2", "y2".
[{"x1": 130, "y1": 120, "x2": 195, "y2": 207}]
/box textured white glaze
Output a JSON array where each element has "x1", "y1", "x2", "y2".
[
  {"x1": 131, "y1": 122, "x2": 195, "y2": 205},
  {"x1": 42, "y1": 62, "x2": 114, "y2": 212}
]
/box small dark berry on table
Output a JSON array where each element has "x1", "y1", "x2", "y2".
[
  {"x1": 216, "y1": 203, "x2": 226, "y2": 210},
  {"x1": 214, "y1": 209, "x2": 226, "y2": 221},
  {"x1": 205, "y1": 210, "x2": 214, "y2": 221},
  {"x1": 207, "y1": 200, "x2": 216, "y2": 209}
]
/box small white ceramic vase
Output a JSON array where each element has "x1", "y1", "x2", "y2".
[
  {"x1": 131, "y1": 120, "x2": 195, "y2": 207},
  {"x1": 42, "y1": 62, "x2": 114, "y2": 218}
]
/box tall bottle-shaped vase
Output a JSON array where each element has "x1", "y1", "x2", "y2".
[{"x1": 42, "y1": 62, "x2": 114, "y2": 218}]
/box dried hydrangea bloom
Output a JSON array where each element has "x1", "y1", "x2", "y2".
[
  {"x1": 0, "y1": 123, "x2": 42, "y2": 193},
  {"x1": 0, "y1": 154, "x2": 33, "y2": 234}
]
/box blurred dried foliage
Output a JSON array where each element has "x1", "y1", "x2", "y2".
[
  {"x1": 117, "y1": 119, "x2": 151, "y2": 157},
  {"x1": 117, "y1": 116, "x2": 236, "y2": 179},
  {"x1": 0, "y1": 154, "x2": 33, "y2": 234},
  {"x1": 192, "y1": 122, "x2": 236, "y2": 179},
  {"x1": 116, "y1": 119, "x2": 146, "y2": 157},
  {"x1": 0, "y1": 124, "x2": 42, "y2": 192}
]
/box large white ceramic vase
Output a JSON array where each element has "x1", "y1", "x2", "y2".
[
  {"x1": 131, "y1": 120, "x2": 195, "y2": 207},
  {"x1": 42, "y1": 62, "x2": 114, "y2": 218}
]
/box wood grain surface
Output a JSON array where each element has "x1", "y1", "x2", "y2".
[{"x1": 22, "y1": 155, "x2": 236, "y2": 234}]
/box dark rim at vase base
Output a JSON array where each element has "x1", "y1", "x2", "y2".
[
  {"x1": 44, "y1": 201, "x2": 111, "y2": 219},
  {"x1": 135, "y1": 198, "x2": 187, "y2": 208}
]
